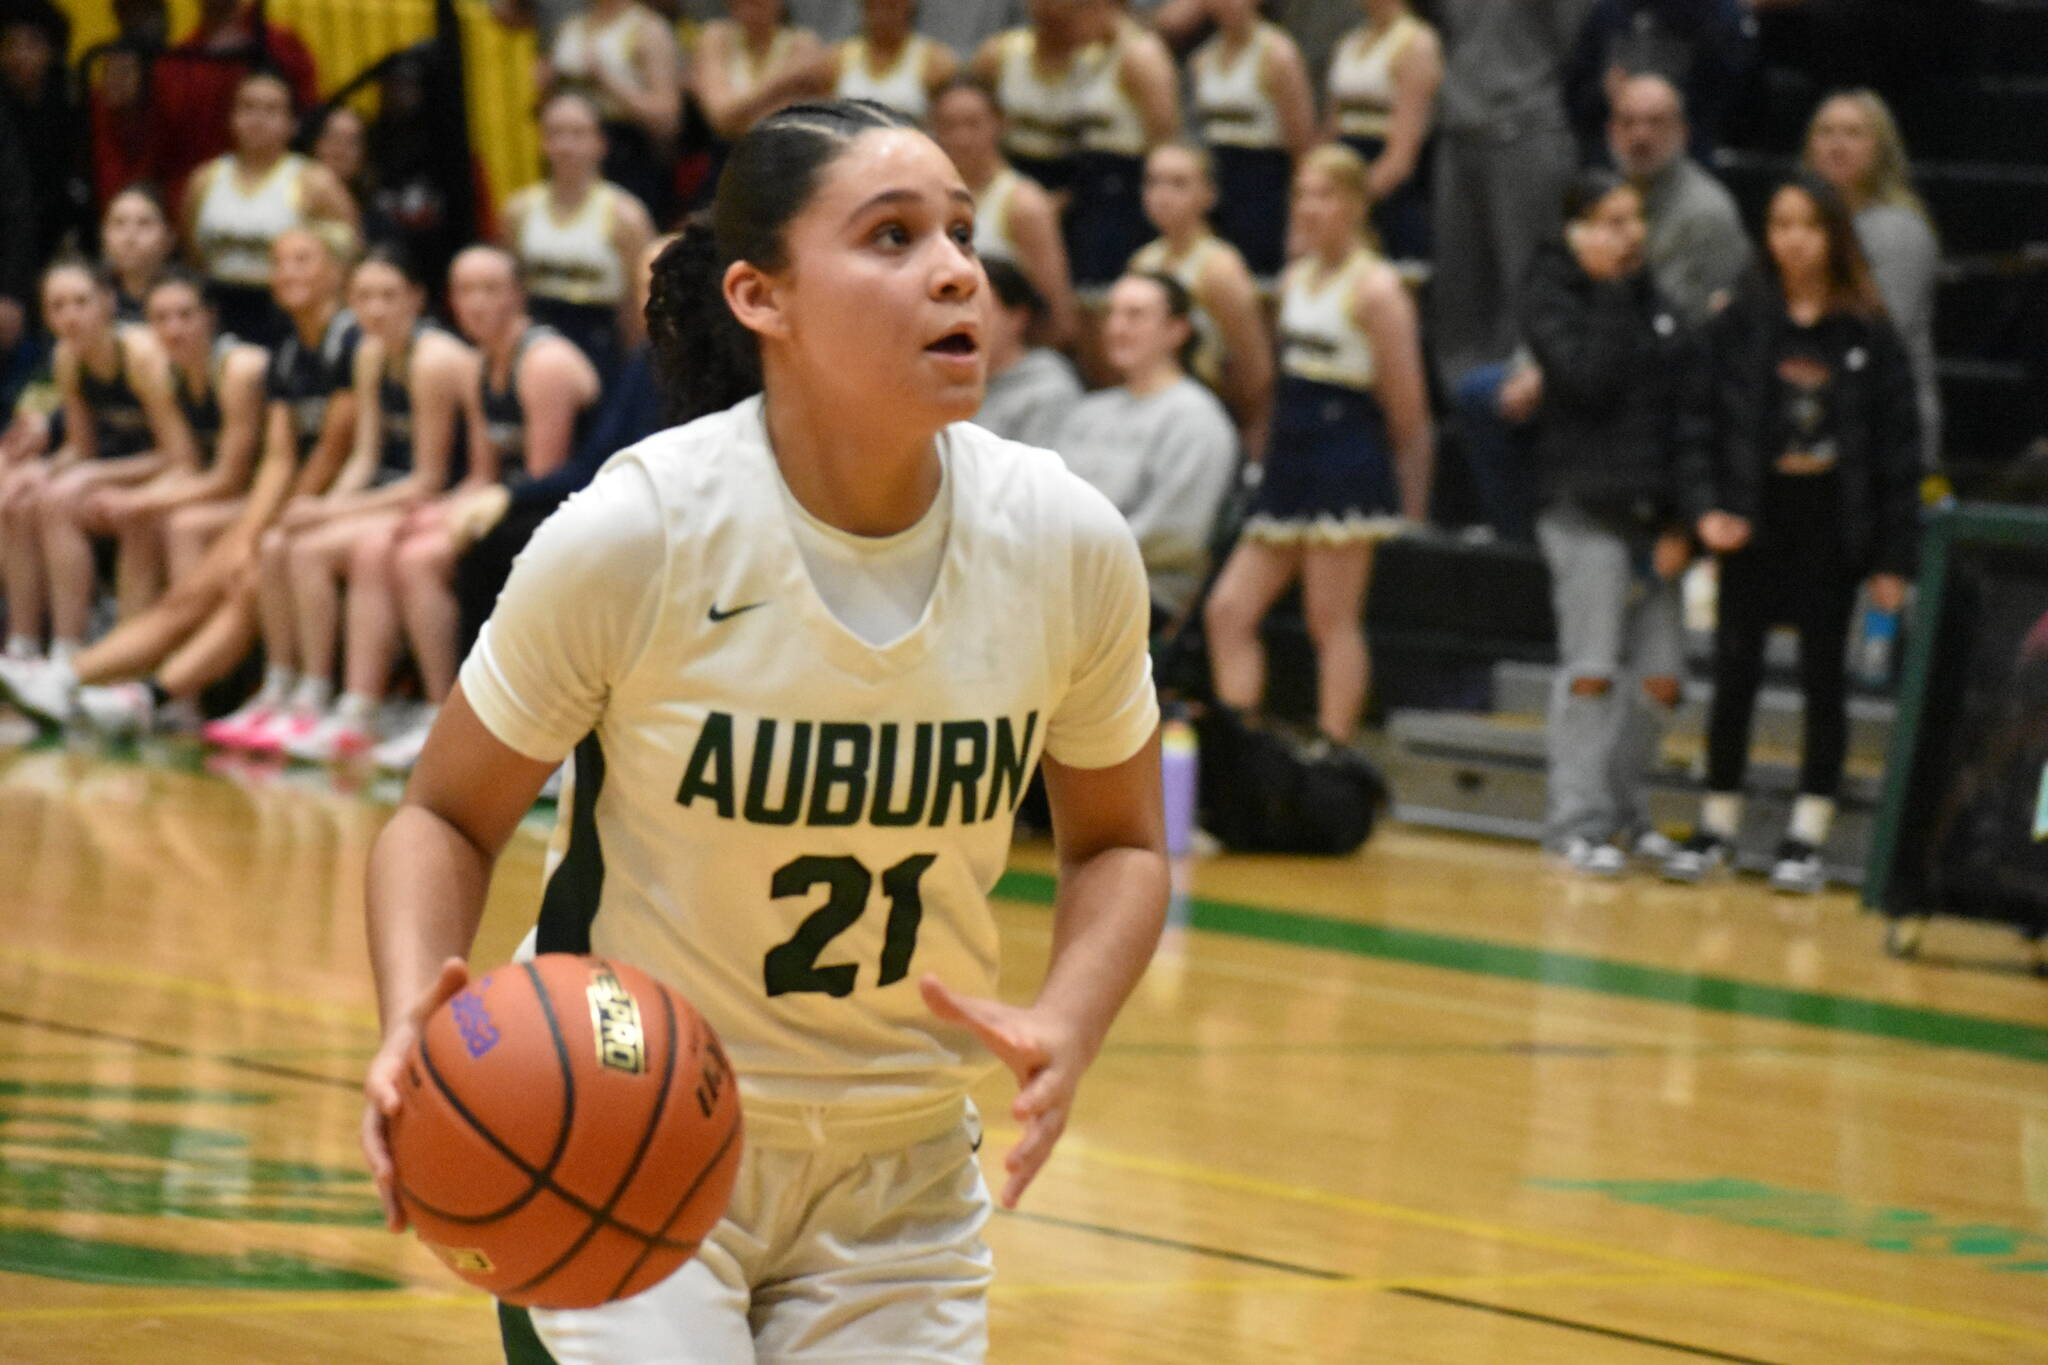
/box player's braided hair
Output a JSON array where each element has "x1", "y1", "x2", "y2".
[{"x1": 646, "y1": 99, "x2": 920, "y2": 423}]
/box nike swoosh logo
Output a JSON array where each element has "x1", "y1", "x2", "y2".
[{"x1": 707, "y1": 601, "x2": 768, "y2": 623}]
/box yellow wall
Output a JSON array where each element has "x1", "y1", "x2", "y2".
[{"x1": 56, "y1": 0, "x2": 537, "y2": 214}]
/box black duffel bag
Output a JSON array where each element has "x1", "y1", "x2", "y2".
[{"x1": 1192, "y1": 707, "x2": 1388, "y2": 855}]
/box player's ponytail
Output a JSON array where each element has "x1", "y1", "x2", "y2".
[{"x1": 645, "y1": 99, "x2": 919, "y2": 423}]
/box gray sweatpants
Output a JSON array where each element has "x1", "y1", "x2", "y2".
[
  {"x1": 1429, "y1": 123, "x2": 1577, "y2": 385},
  {"x1": 1537, "y1": 501, "x2": 1685, "y2": 847}
]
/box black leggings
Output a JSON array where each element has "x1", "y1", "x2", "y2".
[{"x1": 1705, "y1": 543, "x2": 1857, "y2": 798}]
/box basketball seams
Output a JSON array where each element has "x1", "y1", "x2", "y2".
[
  {"x1": 398, "y1": 982, "x2": 697, "y2": 1250},
  {"x1": 502, "y1": 960, "x2": 685, "y2": 1301},
  {"x1": 604, "y1": 1104, "x2": 742, "y2": 1302}
]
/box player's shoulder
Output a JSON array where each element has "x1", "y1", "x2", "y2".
[
  {"x1": 590, "y1": 397, "x2": 766, "y2": 527},
  {"x1": 943, "y1": 418, "x2": 1131, "y2": 547}
]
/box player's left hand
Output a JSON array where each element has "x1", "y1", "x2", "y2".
[{"x1": 920, "y1": 975, "x2": 1088, "y2": 1211}]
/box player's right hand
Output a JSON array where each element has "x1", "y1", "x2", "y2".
[{"x1": 361, "y1": 957, "x2": 471, "y2": 1232}]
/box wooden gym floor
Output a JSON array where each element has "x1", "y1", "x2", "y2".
[{"x1": 0, "y1": 743, "x2": 2044, "y2": 1363}]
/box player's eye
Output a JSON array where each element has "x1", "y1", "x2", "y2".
[
  {"x1": 872, "y1": 222, "x2": 911, "y2": 249},
  {"x1": 949, "y1": 222, "x2": 976, "y2": 252}
]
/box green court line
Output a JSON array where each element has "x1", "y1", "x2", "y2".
[{"x1": 992, "y1": 871, "x2": 2048, "y2": 1065}]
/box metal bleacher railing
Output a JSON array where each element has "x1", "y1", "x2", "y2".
[{"x1": 66, "y1": 0, "x2": 540, "y2": 216}]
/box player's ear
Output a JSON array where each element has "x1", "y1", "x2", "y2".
[{"x1": 723, "y1": 260, "x2": 791, "y2": 344}]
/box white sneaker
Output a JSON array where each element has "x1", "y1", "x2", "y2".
[
  {"x1": 76, "y1": 682, "x2": 154, "y2": 737},
  {"x1": 371, "y1": 711, "x2": 437, "y2": 773},
  {"x1": 285, "y1": 710, "x2": 377, "y2": 764},
  {"x1": 1556, "y1": 836, "x2": 1627, "y2": 877},
  {"x1": 1629, "y1": 828, "x2": 1680, "y2": 865},
  {"x1": 1663, "y1": 833, "x2": 1734, "y2": 883},
  {"x1": 0, "y1": 655, "x2": 75, "y2": 727},
  {"x1": 1769, "y1": 840, "x2": 1827, "y2": 895}
]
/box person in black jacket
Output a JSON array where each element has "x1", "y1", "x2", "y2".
[
  {"x1": 1664, "y1": 171, "x2": 1920, "y2": 893},
  {"x1": 1526, "y1": 168, "x2": 1710, "y2": 875}
]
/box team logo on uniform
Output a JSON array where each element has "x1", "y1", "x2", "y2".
[
  {"x1": 708, "y1": 600, "x2": 768, "y2": 623},
  {"x1": 586, "y1": 968, "x2": 646, "y2": 1075}
]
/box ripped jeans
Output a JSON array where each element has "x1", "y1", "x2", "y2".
[{"x1": 1537, "y1": 498, "x2": 1685, "y2": 847}]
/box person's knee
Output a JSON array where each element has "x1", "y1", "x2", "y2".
[
  {"x1": 1641, "y1": 675, "x2": 1680, "y2": 708},
  {"x1": 1569, "y1": 674, "x2": 1613, "y2": 698},
  {"x1": 1204, "y1": 588, "x2": 1254, "y2": 640},
  {"x1": 393, "y1": 536, "x2": 441, "y2": 583},
  {"x1": 258, "y1": 527, "x2": 291, "y2": 564}
]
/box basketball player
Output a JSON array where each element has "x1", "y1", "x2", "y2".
[
  {"x1": 0, "y1": 227, "x2": 361, "y2": 736},
  {"x1": 0, "y1": 263, "x2": 196, "y2": 665},
  {"x1": 361, "y1": 99, "x2": 1167, "y2": 1363},
  {"x1": 326, "y1": 244, "x2": 600, "y2": 774}
]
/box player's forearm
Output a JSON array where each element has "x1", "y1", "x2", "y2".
[
  {"x1": 366, "y1": 805, "x2": 494, "y2": 1035},
  {"x1": 1034, "y1": 845, "x2": 1168, "y2": 1058}
]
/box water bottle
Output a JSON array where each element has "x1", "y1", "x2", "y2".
[
  {"x1": 1858, "y1": 606, "x2": 1899, "y2": 688},
  {"x1": 1160, "y1": 717, "x2": 1199, "y2": 857}
]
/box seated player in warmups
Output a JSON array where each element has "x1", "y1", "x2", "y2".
[
  {"x1": 102, "y1": 186, "x2": 179, "y2": 324},
  {"x1": 1052, "y1": 271, "x2": 1238, "y2": 629},
  {"x1": 0, "y1": 262, "x2": 198, "y2": 669},
  {"x1": 315, "y1": 244, "x2": 600, "y2": 772},
  {"x1": 82, "y1": 272, "x2": 271, "y2": 625},
  {"x1": 360, "y1": 99, "x2": 1168, "y2": 1365},
  {"x1": 230, "y1": 248, "x2": 485, "y2": 758},
  {"x1": 0, "y1": 227, "x2": 362, "y2": 735}
]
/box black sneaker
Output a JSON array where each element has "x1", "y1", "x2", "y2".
[
  {"x1": 1769, "y1": 839, "x2": 1826, "y2": 895},
  {"x1": 1662, "y1": 832, "x2": 1733, "y2": 883}
]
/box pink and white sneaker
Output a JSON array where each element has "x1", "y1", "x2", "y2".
[
  {"x1": 243, "y1": 707, "x2": 320, "y2": 757},
  {"x1": 201, "y1": 699, "x2": 277, "y2": 749},
  {"x1": 284, "y1": 711, "x2": 376, "y2": 764}
]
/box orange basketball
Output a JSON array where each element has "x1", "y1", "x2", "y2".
[{"x1": 389, "y1": 953, "x2": 744, "y2": 1309}]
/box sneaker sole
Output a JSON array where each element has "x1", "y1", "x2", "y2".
[{"x1": 0, "y1": 674, "x2": 65, "y2": 729}]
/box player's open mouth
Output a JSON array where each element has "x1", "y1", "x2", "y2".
[{"x1": 926, "y1": 330, "x2": 979, "y2": 356}]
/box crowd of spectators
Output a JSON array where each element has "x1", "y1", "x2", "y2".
[{"x1": 0, "y1": 0, "x2": 2010, "y2": 888}]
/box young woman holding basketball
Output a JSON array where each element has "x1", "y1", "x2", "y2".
[{"x1": 361, "y1": 99, "x2": 1168, "y2": 1363}]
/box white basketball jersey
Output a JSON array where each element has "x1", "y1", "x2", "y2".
[
  {"x1": 1191, "y1": 22, "x2": 1285, "y2": 151},
  {"x1": 194, "y1": 152, "x2": 310, "y2": 288},
  {"x1": 971, "y1": 167, "x2": 1022, "y2": 265},
  {"x1": 512, "y1": 181, "x2": 629, "y2": 307},
  {"x1": 834, "y1": 34, "x2": 935, "y2": 120},
  {"x1": 459, "y1": 396, "x2": 1158, "y2": 1114},
  {"x1": 1279, "y1": 246, "x2": 1379, "y2": 390}
]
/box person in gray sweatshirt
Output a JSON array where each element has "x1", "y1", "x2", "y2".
[
  {"x1": 1052, "y1": 271, "x2": 1238, "y2": 624},
  {"x1": 972, "y1": 258, "x2": 1083, "y2": 452}
]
